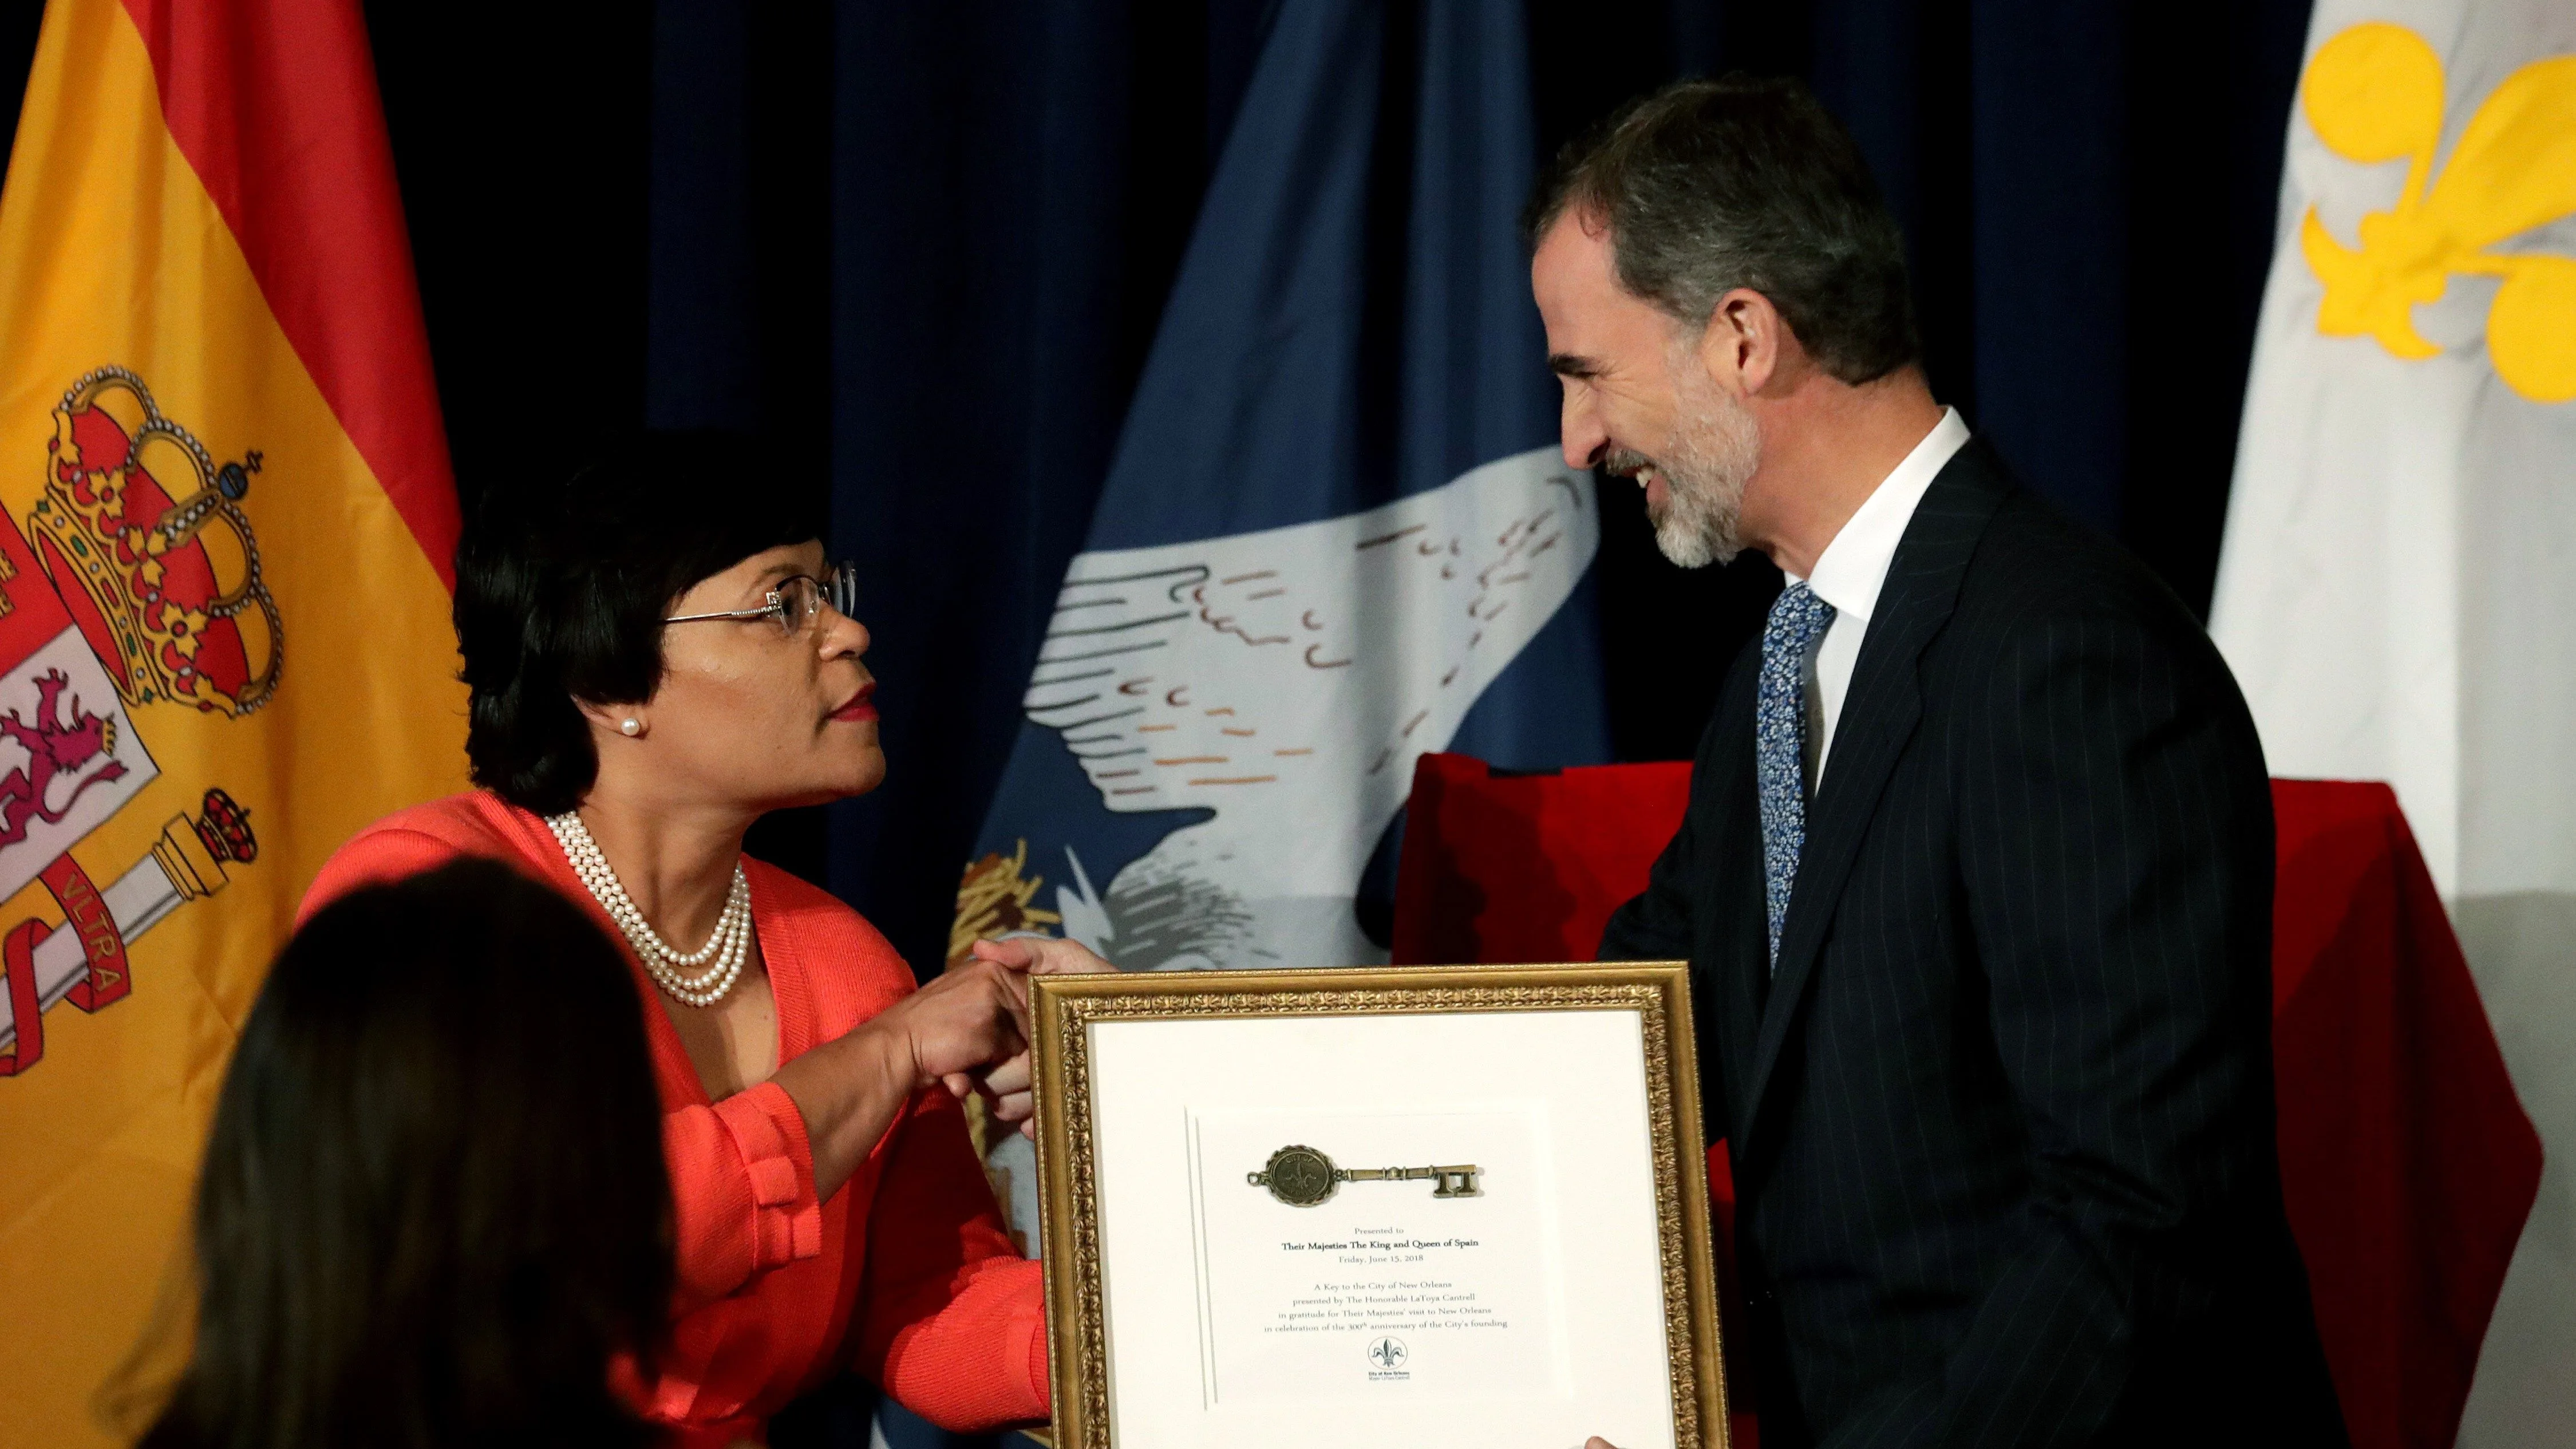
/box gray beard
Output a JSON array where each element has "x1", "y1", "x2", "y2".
[{"x1": 1649, "y1": 353, "x2": 1760, "y2": 569}]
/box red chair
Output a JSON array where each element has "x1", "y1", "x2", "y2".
[{"x1": 1392, "y1": 752, "x2": 2541, "y2": 1449}]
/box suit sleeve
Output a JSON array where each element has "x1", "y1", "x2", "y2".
[
  {"x1": 1598, "y1": 779, "x2": 1703, "y2": 962},
  {"x1": 1855, "y1": 606, "x2": 2276, "y2": 1448},
  {"x1": 851, "y1": 1092, "x2": 1049, "y2": 1431},
  {"x1": 1599, "y1": 660, "x2": 1746, "y2": 963}
]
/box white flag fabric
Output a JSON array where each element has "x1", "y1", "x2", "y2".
[{"x1": 2210, "y1": 3, "x2": 2576, "y2": 1440}]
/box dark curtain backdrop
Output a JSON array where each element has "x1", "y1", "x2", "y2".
[
  {"x1": 0, "y1": 0, "x2": 2311, "y2": 986},
  {"x1": 0, "y1": 1, "x2": 2313, "y2": 1442}
]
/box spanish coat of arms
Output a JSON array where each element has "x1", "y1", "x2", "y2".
[{"x1": 0, "y1": 367, "x2": 272, "y2": 1073}]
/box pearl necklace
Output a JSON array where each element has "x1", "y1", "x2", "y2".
[{"x1": 545, "y1": 811, "x2": 753, "y2": 1008}]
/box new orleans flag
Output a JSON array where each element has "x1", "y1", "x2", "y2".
[
  {"x1": 2211, "y1": 0, "x2": 2574, "y2": 1440},
  {"x1": 0, "y1": 2, "x2": 466, "y2": 1443}
]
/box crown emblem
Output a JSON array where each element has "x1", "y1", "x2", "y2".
[
  {"x1": 31, "y1": 368, "x2": 283, "y2": 715},
  {"x1": 2298, "y1": 23, "x2": 2576, "y2": 404}
]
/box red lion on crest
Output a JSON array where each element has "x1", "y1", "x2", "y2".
[{"x1": 0, "y1": 669, "x2": 127, "y2": 851}]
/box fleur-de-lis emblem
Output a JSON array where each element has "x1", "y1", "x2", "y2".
[{"x1": 2298, "y1": 23, "x2": 2576, "y2": 403}]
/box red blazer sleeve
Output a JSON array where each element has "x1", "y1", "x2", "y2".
[
  {"x1": 665, "y1": 1080, "x2": 828, "y2": 1312},
  {"x1": 852, "y1": 1092, "x2": 1049, "y2": 1431}
]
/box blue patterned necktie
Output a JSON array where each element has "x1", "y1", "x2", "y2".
[{"x1": 1757, "y1": 582, "x2": 1836, "y2": 972}]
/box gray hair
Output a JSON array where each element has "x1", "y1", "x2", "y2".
[{"x1": 1524, "y1": 76, "x2": 1919, "y2": 385}]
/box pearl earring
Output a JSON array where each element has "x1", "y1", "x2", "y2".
[{"x1": 619, "y1": 718, "x2": 642, "y2": 737}]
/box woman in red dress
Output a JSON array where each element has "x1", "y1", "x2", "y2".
[{"x1": 303, "y1": 432, "x2": 1097, "y2": 1447}]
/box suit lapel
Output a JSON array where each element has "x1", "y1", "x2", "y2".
[{"x1": 1736, "y1": 443, "x2": 2013, "y2": 1151}]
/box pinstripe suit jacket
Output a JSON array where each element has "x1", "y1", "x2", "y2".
[{"x1": 1603, "y1": 442, "x2": 2345, "y2": 1448}]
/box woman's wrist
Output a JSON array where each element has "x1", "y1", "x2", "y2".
[
  {"x1": 835, "y1": 1013, "x2": 922, "y2": 1102},
  {"x1": 773, "y1": 1016, "x2": 919, "y2": 1201}
]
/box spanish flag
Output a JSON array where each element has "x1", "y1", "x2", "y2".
[{"x1": 0, "y1": 2, "x2": 465, "y2": 1442}]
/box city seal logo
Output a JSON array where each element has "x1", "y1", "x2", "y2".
[{"x1": 1368, "y1": 1336, "x2": 1408, "y2": 1371}]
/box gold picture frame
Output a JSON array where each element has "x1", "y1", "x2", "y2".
[{"x1": 1029, "y1": 961, "x2": 1726, "y2": 1449}]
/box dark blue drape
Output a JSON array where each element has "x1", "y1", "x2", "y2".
[
  {"x1": 0, "y1": 3, "x2": 2296, "y2": 969},
  {"x1": 626, "y1": 0, "x2": 2318, "y2": 977},
  {"x1": 823, "y1": 7, "x2": 1163, "y2": 974},
  {"x1": 68, "y1": 0, "x2": 2309, "y2": 1441},
  {"x1": 624, "y1": 0, "x2": 2310, "y2": 990},
  {"x1": 630, "y1": 10, "x2": 2312, "y2": 1449},
  {"x1": 638, "y1": 3, "x2": 1250, "y2": 966},
  {"x1": 965, "y1": 0, "x2": 1615, "y2": 974},
  {"x1": 628, "y1": 16, "x2": 2312, "y2": 1430}
]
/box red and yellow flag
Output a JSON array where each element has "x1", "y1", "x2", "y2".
[{"x1": 0, "y1": 2, "x2": 467, "y2": 1442}]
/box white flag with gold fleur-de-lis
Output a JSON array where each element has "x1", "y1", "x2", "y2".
[{"x1": 2211, "y1": 1, "x2": 2575, "y2": 1442}]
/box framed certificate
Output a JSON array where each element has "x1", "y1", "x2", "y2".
[{"x1": 1029, "y1": 962, "x2": 1727, "y2": 1449}]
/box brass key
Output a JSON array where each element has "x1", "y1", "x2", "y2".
[{"x1": 1247, "y1": 1144, "x2": 1482, "y2": 1207}]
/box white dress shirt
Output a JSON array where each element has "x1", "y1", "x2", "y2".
[{"x1": 1785, "y1": 406, "x2": 1971, "y2": 791}]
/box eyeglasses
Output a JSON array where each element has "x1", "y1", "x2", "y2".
[{"x1": 663, "y1": 560, "x2": 859, "y2": 639}]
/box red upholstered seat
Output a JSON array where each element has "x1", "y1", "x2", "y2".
[{"x1": 1390, "y1": 753, "x2": 2541, "y2": 1449}]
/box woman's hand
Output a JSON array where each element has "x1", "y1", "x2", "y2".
[
  {"x1": 965, "y1": 935, "x2": 1116, "y2": 1136},
  {"x1": 774, "y1": 951, "x2": 1040, "y2": 1199},
  {"x1": 882, "y1": 954, "x2": 1037, "y2": 1100}
]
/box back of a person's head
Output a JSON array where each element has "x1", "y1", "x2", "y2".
[{"x1": 137, "y1": 859, "x2": 670, "y2": 1449}]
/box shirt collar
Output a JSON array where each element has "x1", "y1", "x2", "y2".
[{"x1": 1788, "y1": 406, "x2": 1970, "y2": 628}]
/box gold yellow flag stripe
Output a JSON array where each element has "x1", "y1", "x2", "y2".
[{"x1": 0, "y1": 2, "x2": 468, "y2": 1444}]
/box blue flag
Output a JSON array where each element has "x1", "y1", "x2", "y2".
[
  {"x1": 891, "y1": 8, "x2": 1611, "y2": 1443},
  {"x1": 952, "y1": 0, "x2": 1609, "y2": 988}
]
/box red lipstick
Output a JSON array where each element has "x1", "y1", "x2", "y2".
[{"x1": 830, "y1": 684, "x2": 878, "y2": 723}]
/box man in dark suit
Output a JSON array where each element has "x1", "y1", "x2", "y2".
[{"x1": 1532, "y1": 79, "x2": 2346, "y2": 1447}]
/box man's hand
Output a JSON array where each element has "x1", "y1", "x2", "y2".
[
  {"x1": 970, "y1": 933, "x2": 1116, "y2": 976},
  {"x1": 966, "y1": 934, "x2": 1117, "y2": 1135}
]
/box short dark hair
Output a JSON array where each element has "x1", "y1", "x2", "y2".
[
  {"x1": 1523, "y1": 75, "x2": 1919, "y2": 385},
  {"x1": 456, "y1": 429, "x2": 826, "y2": 815},
  {"x1": 139, "y1": 859, "x2": 669, "y2": 1449}
]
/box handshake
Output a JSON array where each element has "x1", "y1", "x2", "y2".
[{"x1": 890, "y1": 934, "x2": 1117, "y2": 1137}]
